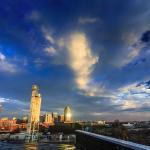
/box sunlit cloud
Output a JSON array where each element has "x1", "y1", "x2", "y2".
[
  {"x1": 121, "y1": 101, "x2": 140, "y2": 109},
  {"x1": 67, "y1": 32, "x2": 99, "y2": 91}
]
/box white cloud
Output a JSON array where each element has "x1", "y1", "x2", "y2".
[
  {"x1": 44, "y1": 47, "x2": 57, "y2": 56},
  {"x1": 118, "y1": 82, "x2": 150, "y2": 98},
  {"x1": 0, "y1": 52, "x2": 18, "y2": 73},
  {"x1": 0, "y1": 97, "x2": 28, "y2": 106},
  {"x1": 121, "y1": 101, "x2": 140, "y2": 109},
  {"x1": 42, "y1": 26, "x2": 58, "y2": 56},
  {"x1": 78, "y1": 17, "x2": 99, "y2": 24},
  {"x1": 45, "y1": 34, "x2": 55, "y2": 44},
  {"x1": 67, "y1": 32, "x2": 99, "y2": 91},
  {"x1": 115, "y1": 82, "x2": 150, "y2": 110},
  {"x1": 0, "y1": 52, "x2": 5, "y2": 61},
  {"x1": 42, "y1": 30, "x2": 106, "y2": 97}
]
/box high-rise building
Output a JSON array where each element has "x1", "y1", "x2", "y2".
[
  {"x1": 27, "y1": 85, "x2": 42, "y2": 134},
  {"x1": 52, "y1": 112, "x2": 58, "y2": 123},
  {"x1": 58, "y1": 115, "x2": 64, "y2": 122},
  {"x1": 44, "y1": 113, "x2": 53, "y2": 124},
  {"x1": 64, "y1": 106, "x2": 72, "y2": 122}
]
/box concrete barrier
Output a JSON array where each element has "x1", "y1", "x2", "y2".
[{"x1": 76, "y1": 130, "x2": 150, "y2": 150}]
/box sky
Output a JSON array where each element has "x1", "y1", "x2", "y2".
[{"x1": 0, "y1": 0, "x2": 150, "y2": 121}]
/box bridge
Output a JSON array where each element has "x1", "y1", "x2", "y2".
[{"x1": 76, "y1": 130, "x2": 150, "y2": 150}]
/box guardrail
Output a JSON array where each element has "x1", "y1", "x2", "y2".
[{"x1": 76, "y1": 130, "x2": 150, "y2": 150}]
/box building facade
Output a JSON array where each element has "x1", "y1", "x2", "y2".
[
  {"x1": 27, "y1": 85, "x2": 42, "y2": 134},
  {"x1": 58, "y1": 115, "x2": 64, "y2": 122},
  {"x1": 64, "y1": 106, "x2": 72, "y2": 122},
  {"x1": 44, "y1": 113, "x2": 53, "y2": 124}
]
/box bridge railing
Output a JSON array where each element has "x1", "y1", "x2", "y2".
[{"x1": 75, "y1": 130, "x2": 150, "y2": 150}]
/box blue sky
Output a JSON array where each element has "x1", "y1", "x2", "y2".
[{"x1": 0, "y1": 0, "x2": 150, "y2": 121}]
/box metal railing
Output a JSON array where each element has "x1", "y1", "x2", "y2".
[{"x1": 76, "y1": 130, "x2": 150, "y2": 150}]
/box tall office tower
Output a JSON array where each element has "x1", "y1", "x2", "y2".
[
  {"x1": 44, "y1": 113, "x2": 53, "y2": 124},
  {"x1": 27, "y1": 85, "x2": 42, "y2": 135},
  {"x1": 64, "y1": 106, "x2": 72, "y2": 122}
]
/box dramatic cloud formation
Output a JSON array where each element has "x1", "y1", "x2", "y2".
[
  {"x1": 0, "y1": 0, "x2": 150, "y2": 120},
  {"x1": 67, "y1": 32, "x2": 98, "y2": 91}
]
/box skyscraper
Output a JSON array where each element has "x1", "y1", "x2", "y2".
[
  {"x1": 64, "y1": 106, "x2": 72, "y2": 122},
  {"x1": 27, "y1": 85, "x2": 42, "y2": 134}
]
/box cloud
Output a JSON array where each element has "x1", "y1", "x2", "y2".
[
  {"x1": 121, "y1": 101, "x2": 140, "y2": 109},
  {"x1": 45, "y1": 34, "x2": 55, "y2": 44},
  {"x1": 42, "y1": 26, "x2": 55, "y2": 44},
  {"x1": 67, "y1": 32, "x2": 99, "y2": 91},
  {"x1": 44, "y1": 47, "x2": 57, "y2": 56},
  {"x1": 111, "y1": 33, "x2": 145, "y2": 68},
  {"x1": 0, "y1": 52, "x2": 18, "y2": 73},
  {"x1": 122, "y1": 44, "x2": 142, "y2": 66},
  {"x1": 0, "y1": 96, "x2": 28, "y2": 106},
  {"x1": 78, "y1": 17, "x2": 99, "y2": 24},
  {"x1": 114, "y1": 82, "x2": 150, "y2": 110},
  {"x1": 0, "y1": 96, "x2": 29, "y2": 117},
  {"x1": 41, "y1": 26, "x2": 59, "y2": 56},
  {"x1": 0, "y1": 52, "x2": 5, "y2": 61}
]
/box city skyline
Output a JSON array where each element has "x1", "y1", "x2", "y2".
[{"x1": 0, "y1": 0, "x2": 150, "y2": 121}]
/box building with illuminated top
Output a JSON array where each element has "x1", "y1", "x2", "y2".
[
  {"x1": 27, "y1": 85, "x2": 42, "y2": 134},
  {"x1": 64, "y1": 106, "x2": 72, "y2": 123}
]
